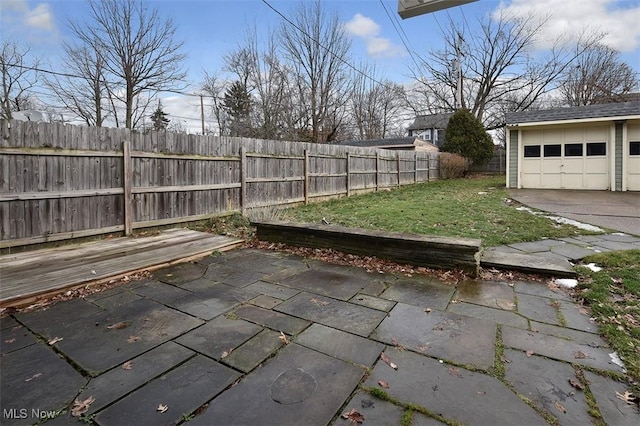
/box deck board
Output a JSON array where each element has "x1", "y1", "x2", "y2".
[{"x1": 0, "y1": 229, "x2": 243, "y2": 306}]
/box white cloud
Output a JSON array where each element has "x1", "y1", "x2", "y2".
[
  {"x1": 344, "y1": 13, "x2": 405, "y2": 58},
  {"x1": 26, "y1": 3, "x2": 53, "y2": 30},
  {"x1": 494, "y1": 0, "x2": 640, "y2": 52}
]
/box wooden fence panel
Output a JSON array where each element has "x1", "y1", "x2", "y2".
[{"x1": 1, "y1": 120, "x2": 439, "y2": 249}]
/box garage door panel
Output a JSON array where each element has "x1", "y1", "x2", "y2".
[{"x1": 627, "y1": 158, "x2": 640, "y2": 191}]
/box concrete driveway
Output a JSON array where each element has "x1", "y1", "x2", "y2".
[{"x1": 509, "y1": 189, "x2": 640, "y2": 236}]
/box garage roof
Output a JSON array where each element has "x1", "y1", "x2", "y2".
[{"x1": 506, "y1": 101, "x2": 640, "y2": 125}]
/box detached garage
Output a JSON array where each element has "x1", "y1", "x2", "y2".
[{"x1": 506, "y1": 101, "x2": 640, "y2": 191}]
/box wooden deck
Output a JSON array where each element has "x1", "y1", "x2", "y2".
[{"x1": 0, "y1": 229, "x2": 243, "y2": 307}]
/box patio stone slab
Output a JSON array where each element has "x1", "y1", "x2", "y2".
[
  {"x1": 170, "y1": 283, "x2": 258, "y2": 320},
  {"x1": 0, "y1": 315, "x2": 19, "y2": 330},
  {"x1": 513, "y1": 280, "x2": 571, "y2": 301},
  {"x1": 597, "y1": 240, "x2": 638, "y2": 251},
  {"x1": 152, "y1": 262, "x2": 205, "y2": 285},
  {"x1": 77, "y1": 341, "x2": 194, "y2": 415},
  {"x1": 275, "y1": 292, "x2": 387, "y2": 337},
  {"x1": 508, "y1": 240, "x2": 563, "y2": 252},
  {"x1": 359, "y1": 280, "x2": 389, "y2": 297},
  {"x1": 296, "y1": 324, "x2": 384, "y2": 367},
  {"x1": 244, "y1": 280, "x2": 300, "y2": 299},
  {"x1": 203, "y1": 262, "x2": 238, "y2": 281},
  {"x1": 50, "y1": 299, "x2": 203, "y2": 375},
  {"x1": 130, "y1": 280, "x2": 192, "y2": 304},
  {"x1": 413, "y1": 412, "x2": 447, "y2": 425},
  {"x1": 349, "y1": 294, "x2": 396, "y2": 312},
  {"x1": 15, "y1": 298, "x2": 105, "y2": 335},
  {"x1": 1, "y1": 343, "x2": 87, "y2": 426},
  {"x1": 234, "y1": 305, "x2": 310, "y2": 335},
  {"x1": 0, "y1": 324, "x2": 38, "y2": 354},
  {"x1": 176, "y1": 315, "x2": 262, "y2": 360},
  {"x1": 584, "y1": 371, "x2": 640, "y2": 425},
  {"x1": 216, "y1": 267, "x2": 267, "y2": 288},
  {"x1": 480, "y1": 250, "x2": 576, "y2": 276},
  {"x1": 222, "y1": 329, "x2": 284, "y2": 373},
  {"x1": 530, "y1": 321, "x2": 609, "y2": 348},
  {"x1": 364, "y1": 347, "x2": 546, "y2": 425},
  {"x1": 455, "y1": 280, "x2": 515, "y2": 311},
  {"x1": 278, "y1": 268, "x2": 369, "y2": 301},
  {"x1": 371, "y1": 303, "x2": 496, "y2": 369},
  {"x1": 190, "y1": 343, "x2": 365, "y2": 426},
  {"x1": 250, "y1": 294, "x2": 283, "y2": 309},
  {"x1": 379, "y1": 277, "x2": 455, "y2": 310},
  {"x1": 502, "y1": 326, "x2": 624, "y2": 372},
  {"x1": 96, "y1": 355, "x2": 239, "y2": 426},
  {"x1": 446, "y1": 302, "x2": 529, "y2": 329},
  {"x1": 558, "y1": 300, "x2": 598, "y2": 333},
  {"x1": 89, "y1": 290, "x2": 142, "y2": 309},
  {"x1": 550, "y1": 243, "x2": 597, "y2": 260},
  {"x1": 337, "y1": 391, "x2": 404, "y2": 425},
  {"x1": 516, "y1": 293, "x2": 561, "y2": 325},
  {"x1": 83, "y1": 286, "x2": 126, "y2": 302},
  {"x1": 207, "y1": 250, "x2": 286, "y2": 275},
  {"x1": 600, "y1": 233, "x2": 640, "y2": 243},
  {"x1": 504, "y1": 349, "x2": 592, "y2": 424}
]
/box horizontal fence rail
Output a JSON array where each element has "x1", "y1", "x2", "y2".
[{"x1": 0, "y1": 119, "x2": 440, "y2": 249}]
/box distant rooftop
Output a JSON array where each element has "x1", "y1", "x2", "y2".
[
  {"x1": 407, "y1": 113, "x2": 452, "y2": 131},
  {"x1": 506, "y1": 101, "x2": 640, "y2": 125}
]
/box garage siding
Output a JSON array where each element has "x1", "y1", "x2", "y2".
[{"x1": 509, "y1": 130, "x2": 518, "y2": 188}]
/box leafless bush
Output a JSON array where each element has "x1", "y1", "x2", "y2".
[{"x1": 439, "y1": 152, "x2": 471, "y2": 179}]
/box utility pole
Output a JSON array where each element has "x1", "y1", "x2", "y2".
[
  {"x1": 454, "y1": 32, "x2": 464, "y2": 109},
  {"x1": 200, "y1": 95, "x2": 205, "y2": 135}
]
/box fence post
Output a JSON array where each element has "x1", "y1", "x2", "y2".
[
  {"x1": 240, "y1": 147, "x2": 247, "y2": 216},
  {"x1": 414, "y1": 152, "x2": 418, "y2": 183},
  {"x1": 346, "y1": 152, "x2": 351, "y2": 197},
  {"x1": 397, "y1": 152, "x2": 401, "y2": 188},
  {"x1": 304, "y1": 149, "x2": 309, "y2": 204},
  {"x1": 123, "y1": 140, "x2": 133, "y2": 236},
  {"x1": 375, "y1": 151, "x2": 380, "y2": 191}
]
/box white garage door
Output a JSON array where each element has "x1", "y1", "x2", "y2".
[
  {"x1": 520, "y1": 126, "x2": 609, "y2": 190},
  {"x1": 627, "y1": 122, "x2": 640, "y2": 191}
]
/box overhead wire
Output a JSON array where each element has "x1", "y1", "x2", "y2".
[{"x1": 378, "y1": 0, "x2": 424, "y2": 71}]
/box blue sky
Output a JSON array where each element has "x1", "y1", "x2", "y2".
[{"x1": 1, "y1": 0, "x2": 640, "y2": 129}]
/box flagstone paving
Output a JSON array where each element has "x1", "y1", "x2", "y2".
[{"x1": 2, "y1": 248, "x2": 638, "y2": 425}]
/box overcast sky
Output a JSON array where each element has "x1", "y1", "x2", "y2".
[{"x1": 2, "y1": 0, "x2": 639, "y2": 131}]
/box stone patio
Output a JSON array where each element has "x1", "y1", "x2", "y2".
[{"x1": 1, "y1": 248, "x2": 638, "y2": 425}]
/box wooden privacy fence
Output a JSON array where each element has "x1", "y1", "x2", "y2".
[{"x1": 0, "y1": 119, "x2": 440, "y2": 249}]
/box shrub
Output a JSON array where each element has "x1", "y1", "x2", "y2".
[
  {"x1": 439, "y1": 152, "x2": 471, "y2": 179},
  {"x1": 442, "y1": 109, "x2": 494, "y2": 166}
]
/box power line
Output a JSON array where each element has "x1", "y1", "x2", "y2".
[{"x1": 378, "y1": 0, "x2": 423, "y2": 71}]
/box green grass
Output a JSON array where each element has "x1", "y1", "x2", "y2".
[
  {"x1": 281, "y1": 176, "x2": 602, "y2": 247},
  {"x1": 576, "y1": 250, "x2": 640, "y2": 386}
]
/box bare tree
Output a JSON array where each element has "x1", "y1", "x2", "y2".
[
  {"x1": 560, "y1": 43, "x2": 638, "y2": 106},
  {"x1": 69, "y1": 0, "x2": 186, "y2": 129},
  {"x1": 350, "y1": 63, "x2": 405, "y2": 139},
  {"x1": 410, "y1": 12, "x2": 602, "y2": 129},
  {"x1": 0, "y1": 41, "x2": 40, "y2": 119},
  {"x1": 277, "y1": 0, "x2": 352, "y2": 143},
  {"x1": 201, "y1": 72, "x2": 229, "y2": 136}
]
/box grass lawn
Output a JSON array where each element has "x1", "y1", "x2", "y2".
[
  {"x1": 280, "y1": 175, "x2": 603, "y2": 247},
  {"x1": 576, "y1": 250, "x2": 640, "y2": 387}
]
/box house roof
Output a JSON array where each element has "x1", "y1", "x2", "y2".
[
  {"x1": 506, "y1": 101, "x2": 640, "y2": 125},
  {"x1": 334, "y1": 137, "x2": 439, "y2": 151},
  {"x1": 407, "y1": 113, "x2": 452, "y2": 131}
]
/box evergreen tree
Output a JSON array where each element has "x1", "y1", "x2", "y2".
[
  {"x1": 150, "y1": 101, "x2": 170, "y2": 131},
  {"x1": 223, "y1": 80, "x2": 252, "y2": 137},
  {"x1": 442, "y1": 109, "x2": 494, "y2": 166}
]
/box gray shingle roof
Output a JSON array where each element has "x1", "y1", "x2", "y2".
[
  {"x1": 407, "y1": 113, "x2": 452, "y2": 130},
  {"x1": 506, "y1": 101, "x2": 640, "y2": 124},
  {"x1": 333, "y1": 137, "x2": 418, "y2": 148}
]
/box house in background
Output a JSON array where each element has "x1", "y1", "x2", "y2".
[
  {"x1": 506, "y1": 101, "x2": 640, "y2": 191},
  {"x1": 334, "y1": 136, "x2": 439, "y2": 152},
  {"x1": 407, "y1": 113, "x2": 452, "y2": 147}
]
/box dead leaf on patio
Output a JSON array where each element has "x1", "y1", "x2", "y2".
[
  {"x1": 378, "y1": 380, "x2": 390, "y2": 389},
  {"x1": 4, "y1": 338, "x2": 16, "y2": 344},
  {"x1": 380, "y1": 352, "x2": 398, "y2": 370},
  {"x1": 127, "y1": 335, "x2": 140, "y2": 343},
  {"x1": 310, "y1": 298, "x2": 329, "y2": 307},
  {"x1": 554, "y1": 400, "x2": 566, "y2": 413},
  {"x1": 278, "y1": 331, "x2": 289, "y2": 344},
  {"x1": 391, "y1": 338, "x2": 406, "y2": 350},
  {"x1": 121, "y1": 361, "x2": 133, "y2": 370},
  {"x1": 71, "y1": 396, "x2": 95, "y2": 417},
  {"x1": 573, "y1": 350, "x2": 587, "y2": 359},
  {"x1": 448, "y1": 367, "x2": 463, "y2": 378},
  {"x1": 24, "y1": 373, "x2": 42, "y2": 382},
  {"x1": 48, "y1": 337, "x2": 63, "y2": 345},
  {"x1": 342, "y1": 408, "x2": 364, "y2": 424},
  {"x1": 500, "y1": 355, "x2": 511, "y2": 363},
  {"x1": 157, "y1": 403, "x2": 168, "y2": 413},
  {"x1": 615, "y1": 390, "x2": 637, "y2": 405},
  {"x1": 525, "y1": 350, "x2": 534, "y2": 357},
  {"x1": 416, "y1": 344, "x2": 428, "y2": 353},
  {"x1": 220, "y1": 349, "x2": 232, "y2": 359},
  {"x1": 568, "y1": 378, "x2": 584, "y2": 390},
  {"x1": 424, "y1": 308, "x2": 431, "y2": 314},
  {"x1": 107, "y1": 321, "x2": 130, "y2": 330}
]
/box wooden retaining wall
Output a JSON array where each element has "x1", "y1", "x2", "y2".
[
  {"x1": 0, "y1": 120, "x2": 440, "y2": 249},
  {"x1": 254, "y1": 221, "x2": 481, "y2": 275}
]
